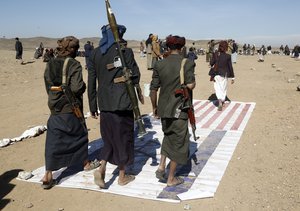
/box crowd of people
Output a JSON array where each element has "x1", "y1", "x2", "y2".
[
  {"x1": 37, "y1": 27, "x2": 237, "y2": 190},
  {"x1": 15, "y1": 36, "x2": 299, "y2": 68},
  {"x1": 13, "y1": 27, "x2": 298, "y2": 190}
]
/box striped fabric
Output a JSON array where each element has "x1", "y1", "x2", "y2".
[{"x1": 21, "y1": 100, "x2": 255, "y2": 203}]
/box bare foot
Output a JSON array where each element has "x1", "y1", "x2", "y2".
[
  {"x1": 167, "y1": 177, "x2": 184, "y2": 187},
  {"x1": 41, "y1": 172, "x2": 56, "y2": 189},
  {"x1": 94, "y1": 171, "x2": 105, "y2": 189},
  {"x1": 155, "y1": 169, "x2": 166, "y2": 180},
  {"x1": 41, "y1": 172, "x2": 52, "y2": 183},
  {"x1": 118, "y1": 175, "x2": 135, "y2": 186}
]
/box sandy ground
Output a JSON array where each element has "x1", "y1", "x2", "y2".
[{"x1": 0, "y1": 48, "x2": 299, "y2": 211}]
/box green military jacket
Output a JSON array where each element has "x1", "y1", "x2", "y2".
[{"x1": 150, "y1": 54, "x2": 195, "y2": 119}]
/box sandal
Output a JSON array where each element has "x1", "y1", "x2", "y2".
[
  {"x1": 155, "y1": 169, "x2": 166, "y2": 180},
  {"x1": 167, "y1": 177, "x2": 184, "y2": 187},
  {"x1": 94, "y1": 171, "x2": 105, "y2": 189},
  {"x1": 84, "y1": 159, "x2": 101, "y2": 171},
  {"x1": 41, "y1": 179, "x2": 57, "y2": 190},
  {"x1": 118, "y1": 175, "x2": 135, "y2": 186}
]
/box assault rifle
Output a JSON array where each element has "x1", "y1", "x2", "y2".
[
  {"x1": 105, "y1": 0, "x2": 146, "y2": 136},
  {"x1": 174, "y1": 59, "x2": 199, "y2": 141},
  {"x1": 50, "y1": 85, "x2": 87, "y2": 133}
]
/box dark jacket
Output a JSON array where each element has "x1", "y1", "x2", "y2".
[
  {"x1": 210, "y1": 52, "x2": 234, "y2": 78},
  {"x1": 84, "y1": 43, "x2": 93, "y2": 58},
  {"x1": 15, "y1": 40, "x2": 23, "y2": 59},
  {"x1": 150, "y1": 54, "x2": 195, "y2": 119},
  {"x1": 232, "y1": 43, "x2": 238, "y2": 54},
  {"x1": 15, "y1": 40, "x2": 23, "y2": 53},
  {"x1": 187, "y1": 51, "x2": 198, "y2": 61},
  {"x1": 88, "y1": 43, "x2": 141, "y2": 112},
  {"x1": 44, "y1": 57, "x2": 86, "y2": 114}
]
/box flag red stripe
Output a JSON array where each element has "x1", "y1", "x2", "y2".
[
  {"x1": 194, "y1": 101, "x2": 210, "y2": 114},
  {"x1": 192, "y1": 100, "x2": 202, "y2": 108},
  {"x1": 199, "y1": 104, "x2": 216, "y2": 121},
  {"x1": 216, "y1": 103, "x2": 241, "y2": 130},
  {"x1": 230, "y1": 104, "x2": 251, "y2": 130},
  {"x1": 202, "y1": 104, "x2": 229, "y2": 128}
]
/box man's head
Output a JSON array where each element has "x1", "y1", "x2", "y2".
[
  {"x1": 151, "y1": 34, "x2": 158, "y2": 42},
  {"x1": 101, "y1": 24, "x2": 126, "y2": 40},
  {"x1": 218, "y1": 40, "x2": 228, "y2": 53},
  {"x1": 56, "y1": 36, "x2": 80, "y2": 58},
  {"x1": 99, "y1": 24, "x2": 126, "y2": 54},
  {"x1": 166, "y1": 35, "x2": 186, "y2": 50}
]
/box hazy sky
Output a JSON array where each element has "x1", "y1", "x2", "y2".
[{"x1": 1, "y1": 0, "x2": 299, "y2": 46}]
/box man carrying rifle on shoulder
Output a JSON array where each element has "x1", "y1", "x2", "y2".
[
  {"x1": 87, "y1": 24, "x2": 143, "y2": 188},
  {"x1": 42, "y1": 36, "x2": 100, "y2": 190},
  {"x1": 150, "y1": 35, "x2": 196, "y2": 187}
]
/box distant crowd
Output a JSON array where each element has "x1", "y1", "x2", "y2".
[
  {"x1": 14, "y1": 38, "x2": 92, "y2": 64},
  {"x1": 14, "y1": 37, "x2": 300, "y2": 65}
]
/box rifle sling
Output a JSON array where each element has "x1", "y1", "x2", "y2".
[
  {"x1": 179, "y1": 58, "x2": 187, "y2": 85},
  {"x1": 62, "y1": 58, "x2": 70, "y2": 85}
]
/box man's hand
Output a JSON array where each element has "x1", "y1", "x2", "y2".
[
  {"x1": 139, "y1": 95, "x2": 145, "y2": 104},
  {"x1": 152, "y1": 107, "x2": 159, "y2": 119},
  {"x1": 91, "y1": 111, "x2": 99, "y2": 119},
  {"x1": 136, "y1": 84, "x2": 144, "y2": 104}
]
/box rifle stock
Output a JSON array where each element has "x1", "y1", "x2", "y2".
[
  {"x1": 175, "y1": 86, "x2": 199, "y2": 141},
  {"x1": 105, "y1": 0, "x2": 146, "y2": 137},
  {"x1": 50, "y1": 86, "x2": 62, "y2": 92},
  {"x1": 187, "y1": 102, "x2": 199, "y2": 141}
]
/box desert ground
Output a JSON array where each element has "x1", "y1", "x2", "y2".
[{"x1": 0, "y1": 39, "x2": 299, "y2": 211}]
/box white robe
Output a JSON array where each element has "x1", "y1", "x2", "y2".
[
  {"x1": 231, "y1": 52, "x2": 237, "y2": 63},
  {"x1": 214, "y1": 75, "x2": 228, "y2": 102}
]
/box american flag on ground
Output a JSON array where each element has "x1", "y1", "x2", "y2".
[{"x1": 20, "y1": 100, "x2": 255, "y2": 203}]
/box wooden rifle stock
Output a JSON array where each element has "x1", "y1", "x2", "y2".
[
  {"x1": 184, "y1": 87, "x2": 199, "y2": 141},
  {"x1": 50, "y1": 86, "x2": 62, "y2": 92},
  {"x1": 176, "y1": 58, "x2": 199, "y2": 141},
  {"x1": 175, "y1": 85, "x2": 199, "y2": 141}
]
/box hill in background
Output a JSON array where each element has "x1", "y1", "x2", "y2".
[{"x1": 0, "y1": 37, "x2": 211, "y2": 52}]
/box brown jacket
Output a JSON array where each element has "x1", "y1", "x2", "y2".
[
  {"x1": 210, "y1": 52, "x2": 235, "y2": 78},
  {"x1": 151, "y1": 41, "x2": 161, "y2": 58}
]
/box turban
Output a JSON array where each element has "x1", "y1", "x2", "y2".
[
  {"x1": 151, "y1": 34, "x2": 158, "y2": 42},
  {"x1": 99, "y1": 24, "x2": 126, "y2": 54},
  {"x1": 56, "y1": 36, "x2": 79, "y2": 57},
  {"x1": 218, "y1": 40, "x2": 228, "y2": 53},
  {"x1": 166, "y1": 35, "x2": 186, "y2": 50}
]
